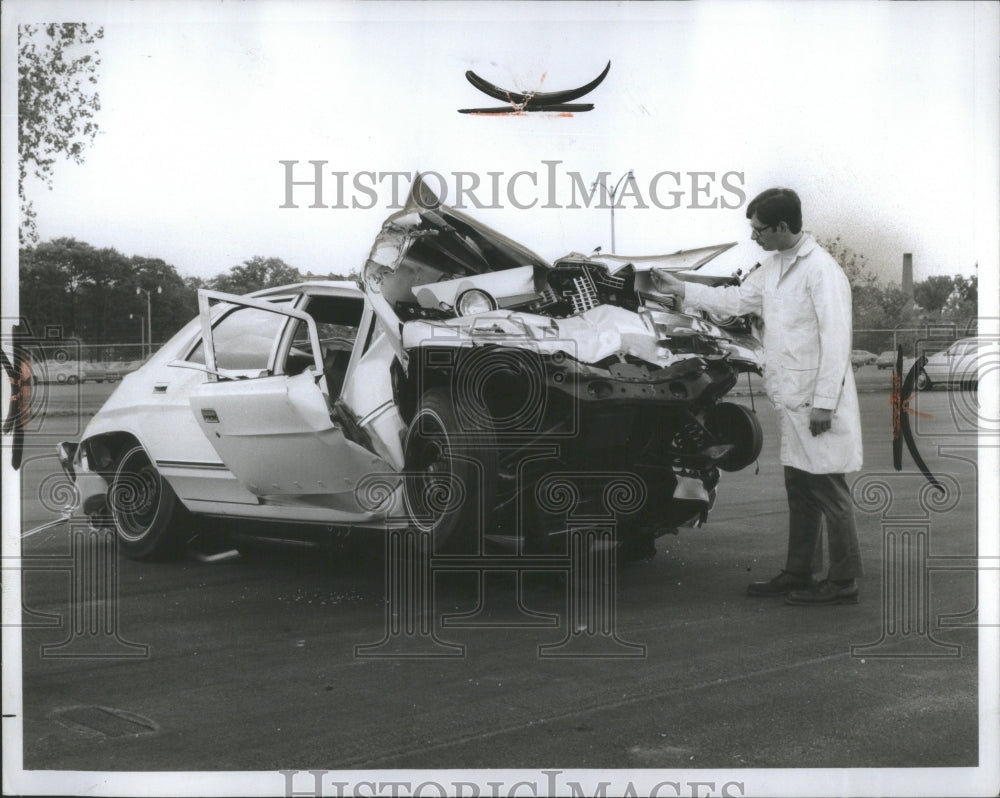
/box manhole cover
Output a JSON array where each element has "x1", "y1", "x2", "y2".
[{"x1": 52, "y1": 706, "x2": 158, "y2": 738}]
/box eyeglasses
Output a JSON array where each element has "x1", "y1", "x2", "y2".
[{"x1": 750, "y1": 222, "x2": 774, "y2": 236}]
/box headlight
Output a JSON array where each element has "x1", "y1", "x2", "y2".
[{"x1": 456, "y1": 289, "x2": 497, "y2": 316}]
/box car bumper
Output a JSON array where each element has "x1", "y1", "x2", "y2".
[{"x1": 57, "y1": 441, "x2": 109, "y2": 516}]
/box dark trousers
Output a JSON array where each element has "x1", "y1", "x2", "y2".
[{"x1": 784, "y1": 466, "x2": 863, "y2": 581}]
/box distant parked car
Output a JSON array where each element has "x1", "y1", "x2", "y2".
[
  {"x1": 82, "y1": 365, "x2": 122, "y2": 384},
  {"x1": 917, "y1": 337, "x2": 996, "y2": 390},
  {"x1": 34, "y1": 362, "x2": 80, "y2": 385},
  {"x1": 876, "y1": 351, "x2": 897, "y2": 370},
  {"x1": 851, "y1": 350, "x2": 877, "y2": 370}
]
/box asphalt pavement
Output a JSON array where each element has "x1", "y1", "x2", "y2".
[{"x1": 7, "y1": 379, "x2": 990, "y2": 793}]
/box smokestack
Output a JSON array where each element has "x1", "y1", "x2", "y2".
[{"x1": 902, "y1": 253, "x2": 913, "y2": 297}]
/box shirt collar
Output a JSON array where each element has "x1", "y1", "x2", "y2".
[{"x1": 778, "y1": 233, "x2": 814, "y2": 275}]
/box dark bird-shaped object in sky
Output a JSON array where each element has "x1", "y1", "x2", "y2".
[{"x1": 459, "y1": 61, "x2": 611, "y2": 114}]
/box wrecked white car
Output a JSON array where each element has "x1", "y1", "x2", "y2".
[{"x1": 58, "y1": 175, "x2": 763, "y2": 560}]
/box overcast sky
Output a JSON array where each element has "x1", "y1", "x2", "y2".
[{"x1": 3, "y1": 1, "x2": 998, "y2": 300}]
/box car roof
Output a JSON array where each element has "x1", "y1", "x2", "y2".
[{"x1": 251, "y1": 280, "x2": 362, "y2": 298}]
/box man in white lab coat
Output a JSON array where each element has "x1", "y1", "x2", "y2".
[{"x1": 653, "y1": 188, "x2": 864, "y2": 605}]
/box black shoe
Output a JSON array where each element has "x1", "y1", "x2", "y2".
[
  {"x1": 747, "y1": 570, "x2": 814, "y2": 597},
  {"x1": 786, "y1": 579, "x2": 859, "y2": 605}
]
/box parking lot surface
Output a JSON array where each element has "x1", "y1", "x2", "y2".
[{"x1": 10, "y1": 383, "x2": 986, "y2": 779}]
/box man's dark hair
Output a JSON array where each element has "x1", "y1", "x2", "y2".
[{"x1": 746, "y1": 188, "x2": 802, "y2": 234}]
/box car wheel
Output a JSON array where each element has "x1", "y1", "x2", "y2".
[
  {"x1": 66, "y1": 374, "x2": 79, "y2": 385},
  {"x1": 109, "y1": 445, "x2": 188, "y2": 560},
  {"x1": 403, "y1": 387, "x2": 498, "y2": 553},
  {"x1": 703, "y1": 402, "x2": 764, "y2": 472},
  {"x1": 916, "y1": 371, "x2": 932, "y2": 391}
]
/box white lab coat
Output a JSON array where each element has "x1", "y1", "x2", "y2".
[{"x1": 685, "y1": 235, "x2": 863, "y2": 474}]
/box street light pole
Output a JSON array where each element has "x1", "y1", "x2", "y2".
[
  {"x1": 136, "y1": 286, "x2": 161, "y2": 359},
  {"x1": 592, "y1": 170, "x2": 634, "y2": 253},
  {"x1": 130, "y1": 313, "x2": 144, "y2": 358}
]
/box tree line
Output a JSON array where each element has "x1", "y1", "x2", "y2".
[
  {"x1": 818, "y1": 237, "x2": 978, "y2": 353},
  {"x1": 19, "y1": 236, "x2": 977, "y2": 350},
  {"x1": 18, "y1": 238, "x2": 350, "y2": 345}
]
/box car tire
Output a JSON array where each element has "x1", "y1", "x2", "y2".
[
  {"x1": 916, "y1": 371, "x2": 932, "y2": 391},
  {"x1": 109, "y1": 445, "x2": 188, "y2": 560},
  {"x1": 703, "y1": 402, "x2": 764, "y2": 472},
  {"x1": 66, "y1": 375, "x2": 79, "y2": 385},
  {"x1": 403, "y1": 387, "x2": 498, "y2": 553}
]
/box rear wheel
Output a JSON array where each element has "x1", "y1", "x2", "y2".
[
  {"x1": 109, "y1": 445, "x2": 188, "y2": 559},
  {"x1": 403, "y1": 387, "x2": 497, "y2": 553}
]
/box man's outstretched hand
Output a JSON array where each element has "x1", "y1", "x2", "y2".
[{"x1": 651, "y1": 269, "x2": 686, "y2": 299}]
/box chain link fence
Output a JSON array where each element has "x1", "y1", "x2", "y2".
[
  {"x1": 25, "y1": 324, "x2": 977, "y2": 384},
  {"x1": 853, "y1": 324, "x2": 977, "y2": 361},
  {"x1": 28, "y1": 342, "x2": 163, "y2": 384}
]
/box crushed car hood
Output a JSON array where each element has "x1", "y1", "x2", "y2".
[{"x1": 363, "y1": 173, "x2": 761, "y2": 371}]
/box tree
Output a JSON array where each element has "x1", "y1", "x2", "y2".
[
  {"x1": 209, "y1": 257, "x2": 301, "y2": 295},
  {"x1": 19, "y1": 239, "x2": 193, "y2": 346},
  {"x1": 130, "y1": 256, "x2": 199, "y2": 343},
  {"x1": 19, "y1": 24, "x2": 104, "y2": 244},
  {"x1": 816, "y1": 236, "x2": 918, "y2": 352},
  {"x1": 819, "y1": 236, "x2": 878, "y2": 291},
  {"x1": 912, "y1": 275, "x2": 955, "y2": 316},
  {"x1": 944, "y1": 273, "x2": 977, "y2": 325}
]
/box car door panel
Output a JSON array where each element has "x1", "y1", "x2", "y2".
[
  {"x1": 189, "y1": 373, "x2": 391, "y2": 509},
  {"x1": 188, "y1": 289, "x2": 396, "y2": 518}
]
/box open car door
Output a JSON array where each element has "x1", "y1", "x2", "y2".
[{"x1": 187, "y1": 289, "x2": 395, "y2": 519}]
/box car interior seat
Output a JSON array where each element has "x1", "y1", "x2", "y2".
[{"x1": 323, "y1": 347, "x2": 353, "y2": 397}]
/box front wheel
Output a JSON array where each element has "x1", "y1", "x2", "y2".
[
  {"x1": 916, "y1": 370, "x2": 932, "y2": 391},
  {"x1": 403, "y1": 387, "x2": 497, "y2": 553},
  {"x1": 109, "y1": 445, "x2": 188, "y2": 559}
]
